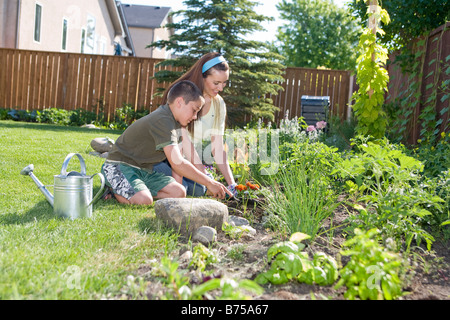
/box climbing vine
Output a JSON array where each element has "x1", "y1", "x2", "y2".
[
  {"x1": 387, "y1": 25, "x2": 450, "y2": 146},
  {"x1": 386, "y1": 39, "x2": 427, "y2": 144},
  {"x1": 351, "y1": 1, "x2": 390, "y2": 139},
  {"x1": 418, "y1": 28, "x2": 449, "y2": 146}
]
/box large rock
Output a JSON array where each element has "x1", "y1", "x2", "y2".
[{"x1": 154, "y1": 198, "x2": 228, "y2": 237}]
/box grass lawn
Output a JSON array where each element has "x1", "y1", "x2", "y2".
[{"x1": 0, "y1": 121, "x2": 180, "y2": 299}]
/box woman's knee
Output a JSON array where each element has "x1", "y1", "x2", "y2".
[{"x1": 160, "y1": 182, "x2": 186, "y2": 198}]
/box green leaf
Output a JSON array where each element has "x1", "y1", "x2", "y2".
[
  {"x1": 289, "y1": 232, "x2": 311, "y2": 243},
  {"x1": 267, "y1": 241, "x2": 302, "y2": 260}
]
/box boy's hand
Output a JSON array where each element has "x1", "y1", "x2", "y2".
[{"x1": 205, "y1": 179, "x2": 233, "y2": 199}]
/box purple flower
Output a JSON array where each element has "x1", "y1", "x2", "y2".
[{"x1": 306, "y1": 125, "x2": 316, "y2": 132}]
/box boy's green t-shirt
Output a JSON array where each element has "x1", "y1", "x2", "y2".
[{"x1": 107, "y1": 104, "x2": 181, "y2": 170}]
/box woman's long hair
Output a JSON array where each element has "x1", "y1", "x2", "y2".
[{"x1": 162, "y1": 52, "x2": 229, "y2": 133}]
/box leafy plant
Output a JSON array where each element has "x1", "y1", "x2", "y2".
[
  {"x1": 351, "y1": 2, "x2": 390, "y2": 139},
  {"x1": 334, "y1": 228, "x2": 407, "y2": 300},
  {"x1": 154, "y1": 256, "x2": 191, "y2": 300},
  {"x1": 337, "y1": 137, "x2": 443, "y2": 250},
  {"x1": 154, "y1": 255, "x2": 263, "y2": 300},
  {"x1": 349, "y1": 189, "x2": 441, "y2": 252},
  {"x1": 255, "y1": 233, "x2": 339, "y2": 286},
  {"x1": 410, "y1": 131, "x2": 450, "y2": 178},
  {"x1": 189, "y1": 243, "x2": 218, "y2": 272},
  {"x1": 336, "y1": 137, "x2": 423, "y2": 190}
]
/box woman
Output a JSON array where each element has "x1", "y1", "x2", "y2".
[{"x1": 154, "y1": 52, "x2": 237, "y2": 197}]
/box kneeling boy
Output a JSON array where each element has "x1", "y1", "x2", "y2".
[{"x1": 102, "y1": 80, "x2": 231, "y2": 205}]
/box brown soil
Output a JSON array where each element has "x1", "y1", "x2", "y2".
[{"x1": 141, "y1": 195, "x2": 449, "y2": 301}]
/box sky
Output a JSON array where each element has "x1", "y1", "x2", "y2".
[{"x1": 119, "y1": 0, "x2": 351, "y2": 43}]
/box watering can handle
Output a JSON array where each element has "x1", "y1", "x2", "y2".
[
  {"x1": 60, "y1": 153, "x2": 87, "y2": 176},
  {"x1": 88, "y1": 172, "x2": 106, "y2": 207}
]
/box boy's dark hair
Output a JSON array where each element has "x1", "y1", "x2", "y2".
[{"x1": 167, "y1": 80, "x2": 203, "y2": 104}]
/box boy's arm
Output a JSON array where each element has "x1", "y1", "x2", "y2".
[{"x1": 163, "y1": 144, "x2": 232, "y2": 199}]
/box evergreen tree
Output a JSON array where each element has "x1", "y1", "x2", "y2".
[{"x1": 148, "y1": 0, "x2": 285, "y2": 125}]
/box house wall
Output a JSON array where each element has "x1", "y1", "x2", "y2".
[
  {"x1": 0, "y1": 0, "x2": 119, "y2": 55},
  {"x1": 129, "y1": 26, "x2": 171, "y2": 59},
  {"x1": 0, "y1": 0, "x2": 19, "y2": 48}
]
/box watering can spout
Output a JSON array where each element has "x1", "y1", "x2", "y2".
[{"x1": 20, "y1": 164, "x2": 54, "y2": 207}]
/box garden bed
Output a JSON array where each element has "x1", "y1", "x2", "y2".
[{"x1": 138, "y1": 195, "x2": 449, "y2": 300}]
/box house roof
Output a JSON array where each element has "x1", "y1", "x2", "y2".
[
  {"x1": 121, "y1": 4, "x2": 172, "y2": 29},
  {"x1": 114, "y1": 2, "x2": 134, "y2": 55},
  {"x1": 105, "y1": 0, "x2": 125, "y2": 37}
]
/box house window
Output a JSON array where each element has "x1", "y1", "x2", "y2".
[
  {"x1": 34, "y1": 3, "x2": 42, "y2": 42},
  {"x1": 85, "y1": 15, "x2": 96, "y2": 54},
  {"x1": 62, "y1": 19, "x2": 68, "y2": 51},
  {"x1": 80, "y1": 28, "x2": 86, "y2": 53}
]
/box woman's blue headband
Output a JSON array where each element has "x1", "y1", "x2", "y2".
[{"x1": 202, "y1": 56, "x2": 226, "y2": 73}]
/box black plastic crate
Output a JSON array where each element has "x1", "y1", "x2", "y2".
[{"x1": 301, "y1": 95, "x2": 330, "y2": 126}]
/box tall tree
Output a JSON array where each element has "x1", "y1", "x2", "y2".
[
  {"x1": 348, "y1": 0, "x2": 450, "y2": 53},
  {"x1": 148, "y1": 0, "x2": 285, "y2": 125},
  {"x1": 274, "y1": 0, "x2": 361, "y2": 70}
]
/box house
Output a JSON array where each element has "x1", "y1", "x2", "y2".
[
  {"x1": 0, "y1": 0, "x2": 133, "y2": 55},
  {"x1": 119, "y1": 2, "x2": 174, "y2": 59}
]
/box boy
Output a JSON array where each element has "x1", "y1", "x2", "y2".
[{"x1": 102, "y1": 80, "x2": 231, "y2": 205}]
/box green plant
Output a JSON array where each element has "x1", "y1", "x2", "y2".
[
  {"x1": 153, "y1": 256, "x2": 191, "y2": 300},
  {"x1": 36, "y1": 108, "x2": 72, "y2": 125},
  {"x1": 336, "y1": 137, "x2": 423, "y2": 191},
  {"x1": 349, "y1": 187, "x2": 441, "y2": 252},
  {"x1": 410, "y1": 131, "x2": 450, "y2": 178},
  {"x1": 189, "y1": 243, "x2": 218, "y2": 272},
  {"x1": 335, "y1": 228, "x2": 407, "y2": 300},
  {"x1": 418, "y1": 170, "x2": 450, "y2": 240},
  {"x1": 154, "y1": 256, "x2": 263, "y2": 300},
  {"x1": 226, "y1": 244, "x2": 246, "y2": 261},
  {"x1": 337, "y1": 137, "x2": 443, "y2": 250},
  {"x1": 351, "y1": 2, "x2": 390, "y2": 139},
  {"x1": 264, "y1": 161, "x2": 339, "y2": 240},
  {"x1": 255, "y1": 233, "x2": 339, "y2": 286}
]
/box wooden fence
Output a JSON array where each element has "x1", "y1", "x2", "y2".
[
  {"x1": 386, "y1": 22, "x2": 450, "y2": 144},
  {"x1": 0, "y1": 49, "x2": 172, "y2": 122},
  {"x1": 0, "y1": 47, "x2": 353, "y2": 125},
  {"x1": 270, "y1": 67, "x2": 352, "y2": 125}
]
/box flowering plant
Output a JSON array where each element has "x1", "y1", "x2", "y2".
[
  {"x1": 235, "y1": 181, "x2": 260, "y2": 192},
  {"x1": 305, "y1": 121, "x2": 327, "y2": 142}
]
